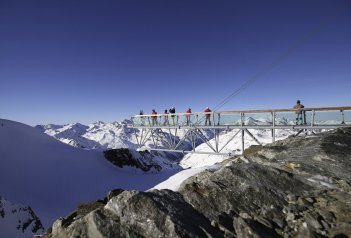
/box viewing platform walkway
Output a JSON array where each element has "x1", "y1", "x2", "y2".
[{"x1": 130, "y1": 106, "x2": 351, "y2": 155}]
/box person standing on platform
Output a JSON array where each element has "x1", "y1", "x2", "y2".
[
  {"x1": 169, "y1": 107, "x2": 176, "y2": 126},
  {"x1": 163, "y1": 109, "x2": 169, "y2": 126},
  {"x1": 186, "y1": 108, "x2": 191, "y2": 126},
  {"x1": 293, "y1": 100, "x2": 305, "y2": 125},
  {"x1": 151, "y1": 109, "x2": 158, "y2": 126},
  {"x1": 139, "y1": 110, "x2": 145, "y2": 126},
  {"x1": 204, "y1": 107, "x2": 212, "y2": 126}
]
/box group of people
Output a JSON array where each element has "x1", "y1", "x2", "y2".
[
  {"x1": 139, "y1": 106, "x2": 212, "y2": 126},
  {"x1": 138, "y1": 100, "x2": 306, "y2": 126}
]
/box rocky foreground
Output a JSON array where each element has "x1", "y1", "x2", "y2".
[{"x1": 44, "y1": 128, "x2": 351, "y2": 237}]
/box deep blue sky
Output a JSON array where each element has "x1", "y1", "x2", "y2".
[{"x1": 1, "y1": 0, "x2": 350, "y2": 125}]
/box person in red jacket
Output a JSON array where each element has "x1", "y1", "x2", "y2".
[
  {"x1": 204, "y1": 107, "x2": 212, "y2": 126},
  {"x1": 186, "y1": 108, "x2": 191, "y2": 126},
  {"x1": 151, "y1": 109, "x2": 158, "y2": 126}
]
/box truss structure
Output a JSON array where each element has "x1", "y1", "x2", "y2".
[{"x1": 130, "y1": 106, "x2": 351, "y2": 155}]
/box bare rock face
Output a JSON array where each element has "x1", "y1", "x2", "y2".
[
  {"x1": 44, "y1": 128, "x2": 351, "y2": 238},
  {"x1": 44, "y1": 189, "x2": 222, "y2": 238},
  {"x1": 103, "y1": 148, "x2": 181, "y2": 172}
]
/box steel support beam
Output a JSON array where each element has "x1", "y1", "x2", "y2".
[{"x1": 130, "y1": 106, "x2": 351, "y2": 155}]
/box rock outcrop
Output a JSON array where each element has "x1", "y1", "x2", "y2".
[
  {"x1": 103, "y1": 148, "x2": 181, "y2": 172},
  {"x1": 44, "y1": 128, "x2": 351, "y2": 237}
]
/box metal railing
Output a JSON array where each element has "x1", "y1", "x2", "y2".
[
  {"x1": 129, "y1": 106, "x2": 351, "y2": 155},
  {"x1": 131, "y1": 106, "x2": 351, "y2": 128}
]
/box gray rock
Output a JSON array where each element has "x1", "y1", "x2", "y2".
[
  {"x1": 45, "y1": 127, "x2": 351, "y2": 238},
  {"x1": 44, "y1": 189, "x2": 222, "y2": 237}
]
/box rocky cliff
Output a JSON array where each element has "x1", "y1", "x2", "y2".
[{"x1": 43, "y1": 128, "x2": 351, "y2": 237}]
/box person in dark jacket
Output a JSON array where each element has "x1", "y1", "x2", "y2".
[
  {"x1": 204, "y1": 107, "x2": 212, "y2": 126},
  {"x1": 163, "y1": 109, "x2": 169, "y2": 126},
  {"x1": 186, "y1": 108, "x2": 191, "y2": 126},
  {"x1": 293, "y1": 100, "x2": 305, "y2": 125},
  {"x1": 139, "y1": 110, "x2": 145, "y2": 126},
  {"x1": 169, "y1": 107, "x2": 176, "y2": 126}
]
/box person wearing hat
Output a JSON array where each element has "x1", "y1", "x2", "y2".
[
  {"x1": 293, "y1": 100, "x2": 305, "y2": 125},
  {"x1": 204, "y1": 107, "x2": 212, "y2": 126}
]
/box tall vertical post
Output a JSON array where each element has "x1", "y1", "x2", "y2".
[
  {"x1": 214, "y1": 129, "x2": 219, "y2": 153},
  {"x1": 311, "y1": 110, "x2": 315, "y2": 127},
  {"x1": 241, "y1": 112, "x2": 245, "y2": 154},
  {"x1": 191, "y1": 130, "x2": 196, "y2": 152},
  {"x1": 272, "y1": 111, "x2": 276, "y2": 143},
  {"x1": 341, "y1": 110, "x2": 345, "y2": 124}
]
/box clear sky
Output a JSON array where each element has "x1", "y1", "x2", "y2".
[{"x1": 0, "y1": 0, "x2": 350, "y2": 126}]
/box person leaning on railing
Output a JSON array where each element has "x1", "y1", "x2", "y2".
[
  {"x1": 204, "y1": 107, "x2": 212, "y2": 126},
  {"x1": 151, "y1": 109, "x2": 158, "y2": 126},
  {"x1": 139, "y1": 110, "x2": 145, "y2": 125},
  {"x1": 169, "y1": 107, "x2": 176, "y2": 126},
  {"x1": 163, "y1": 109, "x2": 169, "y2": 126},
  {"x1": 186, "y1": 108, "x2": 191, "y2": 126},
  {"x1": 293, "y1": 100, "x2": 306, "y2": 125}
]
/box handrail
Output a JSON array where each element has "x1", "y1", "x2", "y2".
[{"x1": 133, "y1": 106, "x2": 351, "y2": 117}]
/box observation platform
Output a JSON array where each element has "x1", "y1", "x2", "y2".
[{"x1": 129, "y1": 106, "x2": 351, "y2": 155}]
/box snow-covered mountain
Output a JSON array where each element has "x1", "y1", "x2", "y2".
[
  {"x1": 36, "y1": 121, "x2": 216, "y2": 161},
  {"x1": 0, "y1": 196, "x2": 44, "y2": 238},
  {"x1": 37, "y1": 118, "x2": 295, "y2": 190},
  {"x1": 37, "y1": 120, "x2": 189, "y2": 151},
  {"x1": 0, "y1": 119, "x2": 180, "y2": 236},
  {"x1": 36, "y1": 120, "x2": 296, "y2": 170}
]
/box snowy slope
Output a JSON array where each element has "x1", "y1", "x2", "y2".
[
  {"x1": 151, "y1": 165, "x2": 221, "y2": 191},
  {"x1": 0, "y1": 196, "x2": 44, "y2": 238},
  {"x1": 0, "y1": 119, "x2": 180, "y2": 232}
]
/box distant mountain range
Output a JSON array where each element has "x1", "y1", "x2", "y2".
[
  {"x1": 35, "y1": 120, "x2": 216, "y2": 161},
  {"x1": 35, "y1": 120, "x2": 295, "y2": 169}
]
